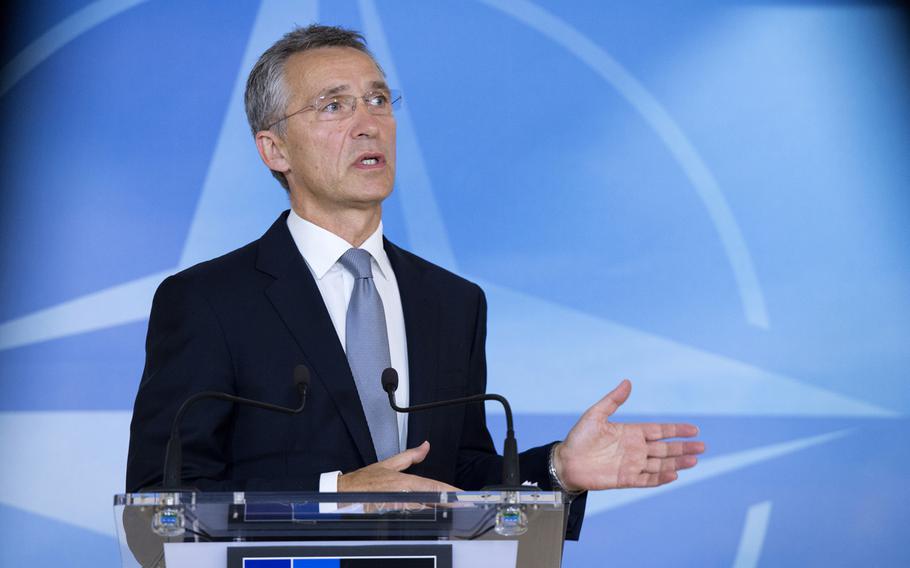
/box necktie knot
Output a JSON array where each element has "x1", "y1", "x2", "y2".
[{"x1": 339, "y1": 248, "x2": 374, "y2": 280}]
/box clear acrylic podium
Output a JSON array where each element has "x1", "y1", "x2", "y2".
[{"x1": 114, "y1": 490, "x2": 569, "y2": 567}]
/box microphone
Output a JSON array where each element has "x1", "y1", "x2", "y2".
[
  {"x1": 381, "y1": 367, "x2": 522, "y2": 489},
  {"x1": 160, "y1": 364, "x2": 311, "y2": 490}
]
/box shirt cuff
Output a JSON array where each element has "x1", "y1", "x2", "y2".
[
  {"x1": 318, "y1": 470, "x2": 342, "y2": 513},
  {"x1": 319, "y1": 470, "x2": 342, "y2": 492}
]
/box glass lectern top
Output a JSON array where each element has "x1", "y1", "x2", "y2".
[{"x1": 114, "y1": 491, "x2": 568, "y2": 568}]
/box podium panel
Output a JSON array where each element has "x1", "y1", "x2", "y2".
[{"x1": 114, "y1": 491, "x2": 567, "y2": 568}]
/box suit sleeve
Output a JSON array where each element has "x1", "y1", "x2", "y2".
[
  {"x1": 125, "y1": 273, "x2": 321, "y2": 493},
  {"x1": 453, "y1": 287, "x2": 587, "y2": 540}
]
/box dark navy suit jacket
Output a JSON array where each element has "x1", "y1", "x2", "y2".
[{"x1": 126, "y1": 211, "x2": 585, "y2": 538}]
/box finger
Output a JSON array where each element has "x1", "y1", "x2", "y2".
[
  {"x1": 675, "y1": 455, "x2": 698, "y2": 470},
  {"x1": 430, "y1": 481, "x2": 461, "y2": 492},
  {"x1": 644, "y1": 458, "x2": 663, "y2": 473},
  {"x1": 648, "y1": 440, "x2": 706, "y2": 457},
  {"x1": 635, "y1": 470, "x2": 679, "y2": 488},
  {"x1": 402, "y1": 473, "x2": 460, "y2": 493},
  {"x1": 643, "y1": 455, "x2": 695, "y2": 473},
  {"x1": 380, "y1": 441, "x2": 430, "y2": 471},
  {"x1": 632, "y1": 472, "x2": 660, "y2": 487},
  {"x1": 645, "y1": 453, "x2": 699, "y2": 474},
  {"x1": 657, "y1": 471, "x2": 679, "y2": 486},
  {"x1": 384, "y1": 501, "x2": 431, "y2": 512},
  {"x1": 642, "y1": 423, "x2": 700, "y2": 441},
  {"x1": 586, "y1": 379, "x2": 632, "y2": 419}
]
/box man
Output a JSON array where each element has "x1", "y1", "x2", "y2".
[{"x1": 126, "y1": 25, "x2": 704, "y2": 540}]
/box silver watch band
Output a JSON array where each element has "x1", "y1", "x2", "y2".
[{"x1": 548, "y1": 443, "x2": 583, "y2": 496}]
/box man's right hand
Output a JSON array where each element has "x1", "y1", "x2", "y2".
[{"x1": 337, "y1": 441, "x2": 460, "y2": 492}]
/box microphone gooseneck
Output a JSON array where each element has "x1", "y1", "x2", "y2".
[
  {"x1": 160, "y1": 364, "x2": 311, "y2": 490},
  {"x1": 293, "y1": 364, "x2": 311, "y2": 400},
  {"x1": 380, "y1": 367, "x2": 521, "y2": 489}
]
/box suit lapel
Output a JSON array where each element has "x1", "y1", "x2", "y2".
[
  {"x1": 257, "y1": 212, "x2": 377, "y2": 465},
  {"x1": 385, "y1": 240, "x2": 439, "y2": 450}
]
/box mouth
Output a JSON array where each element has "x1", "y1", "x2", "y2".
[{"x1": 353, "y1": 153, "x2": 386, "y2": 169}]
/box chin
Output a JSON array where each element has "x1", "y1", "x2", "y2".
[{"x1": 358, "y1": 183, "x2": 394, "y2": 203}]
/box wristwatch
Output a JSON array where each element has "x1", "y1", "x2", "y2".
[{"x1": 548, "y1": 443, "x2": 584, "y2": 498}]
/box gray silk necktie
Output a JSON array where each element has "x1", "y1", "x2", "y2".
[{"x1": 338, "y1": 248, "x2": 400, "y2": 462}]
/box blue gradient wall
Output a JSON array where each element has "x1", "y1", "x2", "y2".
[{"x1": 1, "y1": 1, "x2": 908, "y2": 566}]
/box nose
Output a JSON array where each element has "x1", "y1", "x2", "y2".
[{"x1": 349, "y1": 99, "x2": 382, "y2": 138}]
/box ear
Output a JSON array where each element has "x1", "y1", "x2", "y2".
[{"x1": 255, "y1": 130, "x2": 291, "y2": 175}]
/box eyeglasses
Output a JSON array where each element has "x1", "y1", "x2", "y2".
[{"x1": 267, "y1": 90, "x2": 402, "y2": 129}]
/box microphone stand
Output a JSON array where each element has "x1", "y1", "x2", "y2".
[
  {"x1": 381, "y1": 368, "x2": 525, "y2": 490},
  {"x1": 160, "y1": 365, "x2": 310, "y2": 491},
  {"x1": 142, "y1": 366, "x2": 310, "y2": 540}
]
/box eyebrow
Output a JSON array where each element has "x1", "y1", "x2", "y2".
[
  {"x1": 369, "y1": 80, "x2": 390, "y2": 93},
  {"x1": 318, "y1": 80, "x2": 390, "y2": 98},
  {"x1": 320, "y1": 84, "x2": 350, "y2": 97}
]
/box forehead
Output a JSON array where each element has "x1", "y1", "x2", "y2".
[{"x1": 284, "y1": 47, "x2": 384, "y2": 99}]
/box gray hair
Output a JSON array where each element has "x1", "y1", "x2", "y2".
[{"x1": 244, "y1": 24, "x2": 381, "y2": 190}]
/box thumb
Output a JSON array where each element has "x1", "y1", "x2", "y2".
[
  {"x1": 380, "y1": 440, "x2": 430, "y2": 472},
  {"x1": 587, "y1": 379, "x2": 632, "y2": 419}
]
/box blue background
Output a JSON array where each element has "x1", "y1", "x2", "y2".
[{"x1": 0, "y1": 1, "x2": 908, "y2": 566}]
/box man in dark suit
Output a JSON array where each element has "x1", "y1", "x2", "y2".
[{"x1": 126, "y1": 25, "x2": 704, "y2": 540}]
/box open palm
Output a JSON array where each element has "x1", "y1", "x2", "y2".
[{"x1": 555, "y1": 380, "x2": 704, "y2": 492}]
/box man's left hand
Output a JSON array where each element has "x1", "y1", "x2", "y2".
[{"x1": 554, "y1": 379, "x2": 705, "y2": 493}]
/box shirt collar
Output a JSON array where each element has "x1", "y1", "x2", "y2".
[{"x1": 286, "y1": 209, "x2": 392, "y2": 281}]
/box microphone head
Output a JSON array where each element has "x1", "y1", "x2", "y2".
[
  {"x1": 381, "y1": 367, "x2": 399, "y2": 393},
  {"x1": 293, "y1": 365, "x2": 310, "y2": 392}
]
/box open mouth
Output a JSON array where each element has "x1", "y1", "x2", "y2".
[{"x1": 355, "y1": 153, "x2": 384, "y2": 167}]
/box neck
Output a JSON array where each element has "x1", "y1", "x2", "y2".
[{"x1": 290, "y1": 202, "x2": 382, "y2": 247}]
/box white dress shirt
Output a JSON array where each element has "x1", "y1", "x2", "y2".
[{"x1": 286, "y1": 210, "x2": 409, "y2": 492}]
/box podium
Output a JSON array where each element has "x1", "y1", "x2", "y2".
[{"x1": 114, "y1": 490, "x2": 568, "y2": 567}]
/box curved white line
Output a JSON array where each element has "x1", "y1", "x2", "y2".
[
  {"x1": 1, "y1": 0, "x2": 150, "y2": 97},
  {"x1": 479, "y1": 0, "x2": 770, "y2": 328},
  {"x1": 178, "y1": 0, "x2": 319, "y2": 268},
  {"x1": 585, "y1": 429, "x2": 849, "y2": 515},
  {"x1": 0, "y1": 270, "x2": 173, "y2": 351},
  {"x1": 358, "y1": 0, "x2": 459, "y2": 270},
  {"x1": 734, "y1": 501, "x2": 773, "y2": 568}
]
